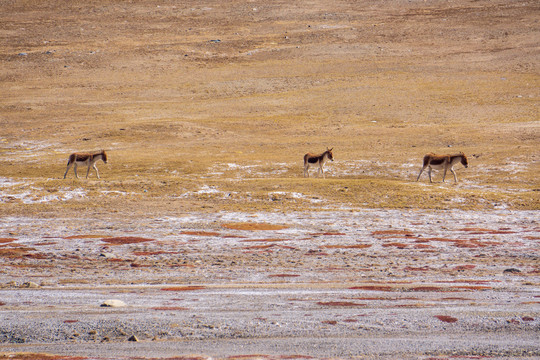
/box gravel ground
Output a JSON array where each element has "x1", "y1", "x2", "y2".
[{"x1": 1, "y1": 210, "x2": 538, "y2": 359}]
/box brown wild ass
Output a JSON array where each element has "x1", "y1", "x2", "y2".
[
  {"x1": 416, "y1": 152, "x2": 468, "y2": 183},
  {"x1": 63, "y1": 150, "x2": 108, "y2": 179},
  {"x1": 304, "y1": 147, "x2": 334, "y2": 178}
]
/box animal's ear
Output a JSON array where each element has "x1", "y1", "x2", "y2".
[{"x1": 330, "y1": 147, "x2": 333, "y2": 151}]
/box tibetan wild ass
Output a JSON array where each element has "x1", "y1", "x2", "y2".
[
  {"x1": 64, "y1": 150, "x2": 108, "y2": 179},
  {"x1": 416, "y1": 152, "x2": 468, "y2": 183},
  {"x1": 304, "y1": 147, "x2": 334, "y2": 178}
]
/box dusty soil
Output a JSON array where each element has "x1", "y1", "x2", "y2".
[
  {"x1": 1, "y1": 210, "x2": 540, "y2": 359},
  {"x1": 0, "y1": 0, "x2": 539, "y2": 359}
]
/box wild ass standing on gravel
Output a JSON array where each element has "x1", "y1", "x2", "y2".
[
  {"x1": 416, "y1": 152, "x2": 468, "y2": 183},
  {"x1": 304, "y1": 147, "x2": 334, "y2": 178},
  {"x1": 63, "y1": 150, "x2": 108, "y2": 179}
]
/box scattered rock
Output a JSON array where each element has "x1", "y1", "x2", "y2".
[
  {"x1": 21, "y1": 281, "x2": 40, "y2": 288},
  {"x1": 435, "y1": 315, "x2": 458, "y2": 323},
  {"x1": 322, "y1": 320, "x2": 338, "y2": 325},
  {"x1": 128, "y1": 335, "x2": 139, "y2": 342},
  {"x1": 503, "y1": 268, "x2": 521, "y2": 274},
  {"x1": 100, "y1": 299, "x2": 126, "y2": 307}
]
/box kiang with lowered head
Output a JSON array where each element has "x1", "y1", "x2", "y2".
[
  {"x1": 63, "y1": 150, "x2": 108, "y2": 179},
  {"x1": 303, "y1": 147, "x2": 334, "y2": 178},
  {"x1": 416, "y1": 152, "x2": 468, "y2": 183}
]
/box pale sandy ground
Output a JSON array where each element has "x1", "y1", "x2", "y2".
[{"x1": 1, "y1": 210, "x2": 539, "y2": 359}]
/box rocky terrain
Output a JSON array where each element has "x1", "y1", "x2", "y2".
[{"x1": 1, "y1": 210, "x2": 539, "y2": 359}]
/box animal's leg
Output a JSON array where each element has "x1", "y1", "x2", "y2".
[
  {"x1": 442, "y1": 167, "x2": 447, "y2": 183},
  {"x1": 416, "y1": 166, "x2": 426, "y2": 181},
  {"x1": 304, "y1": 164, "x2": 309, "y2": 178},
  {"x1": 451, "y1": 168, "x2": 458, "y2": 183},
  {"x1": 73, "y1": 164, "x2": 79, "y2": 179},
  {"x1": 319, "y1": 164, "x2": 325, "y2": 178},
  {"x1": 428, "y1": 167, "x2": 433, "y2": 183},
  {"x1": 86, "y1": 164, "x2": 91, "y2": 179},
  {"x1": 64, "y1": 163, "x2": 73, "y2": 179}
]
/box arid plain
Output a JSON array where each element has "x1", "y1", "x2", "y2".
[{"x1": 0, "y1": 1, "x2": 539, "y2": 359}]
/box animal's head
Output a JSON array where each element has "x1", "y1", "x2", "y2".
[
  {"x1": 101, "y1": 150, "x2": 108, "y2": 163},
  {"x1": 327, "y1": 147, "x2": 334, "y2": 161},
  {"x1": 460, "y1": 152, "x2": 468, "y2": 168}
]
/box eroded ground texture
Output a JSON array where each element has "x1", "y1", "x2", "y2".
[{"x1": 0, "y1": 210, "x2": 539, "y2": 359}]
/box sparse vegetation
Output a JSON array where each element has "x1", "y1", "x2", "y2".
[{"x1": 1, "y1": 0, "x2": 538, "y2": 217}]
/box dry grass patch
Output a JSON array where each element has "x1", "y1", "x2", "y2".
[
  {"x1": 0, "y1": 354, "x2": 86, "y2": 360},
  {"x1": 0, "y1": 0, "x2": 538, "y2": 218},
  {"x1": 322, "y1": 244, "x2": 372, "y2": 249},
  {"x1": 222, "y1": 222, "x2": 289, "y2": 231},
  {"x1": 101, "y1": 237, "x2": 155, "y2": 245},
  {"x1": 63, "y1": 235, "x2": 105, "y2": 239},
  {"x1": 161, "y1": 286, "x2": 206, "y2": 291}
]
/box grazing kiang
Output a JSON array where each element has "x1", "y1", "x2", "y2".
[
  {"x1": 303, "y1": 147, "x2": 334, "y2": 178},
  {"x1": 416, "y1": 152, "x2": 468, "y2": 183},
  {"x1": 63, "y1": 150, "x2": 108, "y2": 179}
]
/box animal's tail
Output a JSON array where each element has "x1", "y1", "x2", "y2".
[
  {"x1": 422, "y1": 154, "x2": 430, "y2": 167},
  {"x1": 67, "y1": 154, "x2": 76, "y2": 165}
]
